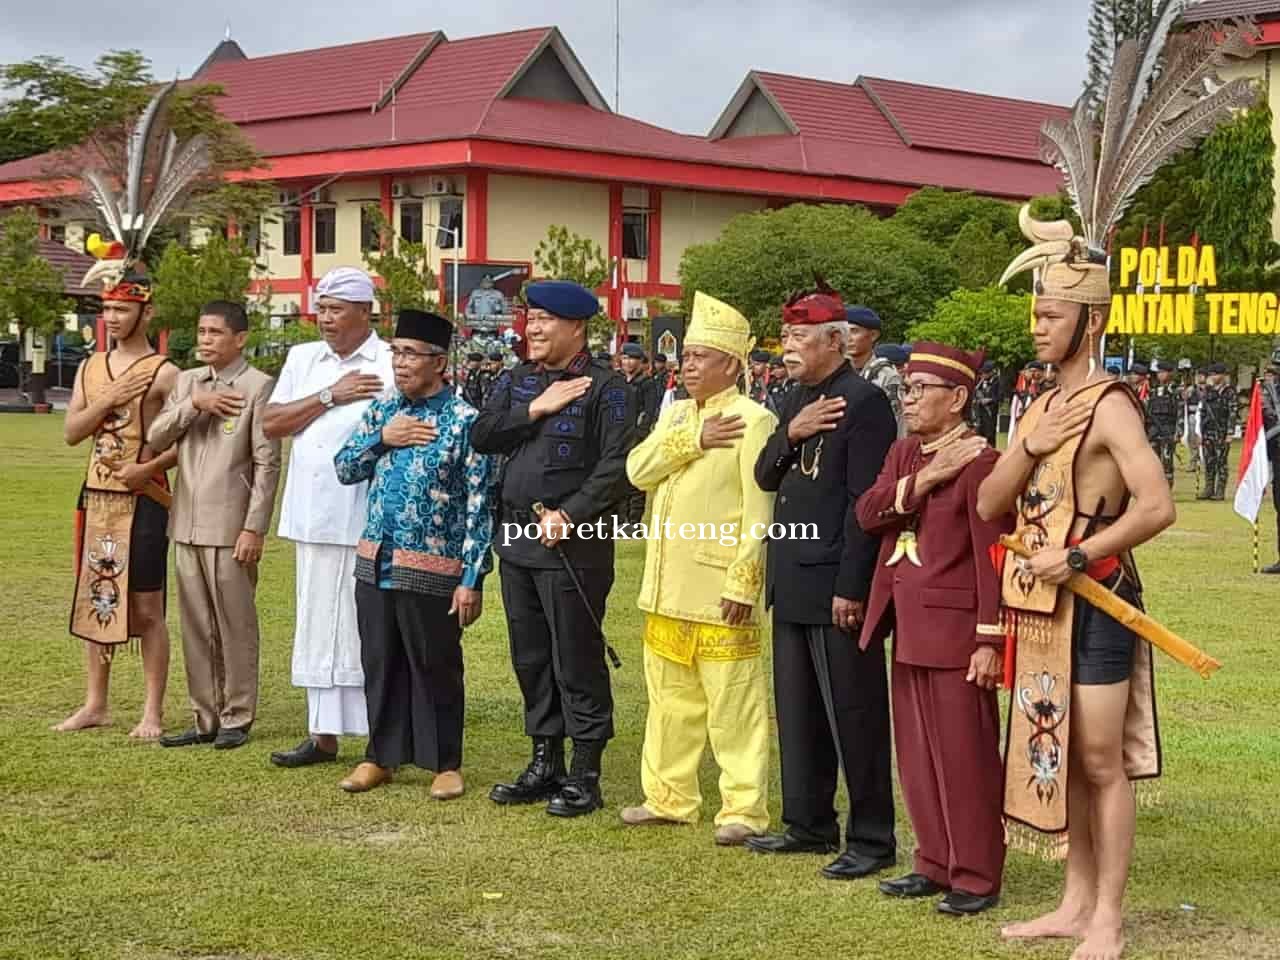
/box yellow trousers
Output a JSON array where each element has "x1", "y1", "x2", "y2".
[{"x1": 640, "y1": 644, "x2": 770, "y2": 831}]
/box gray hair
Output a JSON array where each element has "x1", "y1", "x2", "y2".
[{"x1": 814, "y1": 320, "x2": 849, "y2": 345}]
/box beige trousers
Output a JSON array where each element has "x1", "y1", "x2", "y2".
[{"x1": 175, "y1": 543, "x2": 261, "y2": 733}]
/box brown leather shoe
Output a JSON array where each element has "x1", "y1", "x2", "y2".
[
  {"x1": 620, "y1": 805, "x2": 681, "y2": 826},
  {"x1": 715, "y1": 823, "x2": 763, "y2": 847},
  {"x1": 430, "y1": 770, "x2": 464, "y2": 800},
  {"x1": 339, "y1": 762, "x2": 393, "y2": 793}
]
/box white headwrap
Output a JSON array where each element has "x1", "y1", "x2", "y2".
[{"x1": 314, "y1": 266, "x2": 375, "y2": 304}]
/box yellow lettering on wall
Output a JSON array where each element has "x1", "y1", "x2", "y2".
[
  {"x1": 1260, "y1": 293, "x2": 1278, "y2": 336},
  {"x1": 1238, "y1": 293, "x2": 1258, "y2": 335},
  {"x1": 1222, "y1": 293, "x2": 1239, "y2": 334},
  {"x1": 1206, "y1": 293, "x2": 1223, "y2": 334},
  {"x1": 1197, "y1": 245, "x2": 1217, "y2": 288},
  {"x1": 1153, "y1": 295, "x2": 1174, "y2": 334},
  {"x1": 1139, "y1": 247, "x2": 1158, "y2": 287},
  {"x1": 1175, "y1": 293, "x2": 1195, "y2": 335},
  {"x1": 1177, "y1": 246, "x2": 1198, "y2": 287},
  {"x1": 1119, "y1": 248, "x2": 1139, "y2": 289},
  {"x1": 1108, "y1": 294, "x2": 1130, "y2": 335},
  {"x1": 1158, "y1": 248, "x2": 1177, "y2": 287}
]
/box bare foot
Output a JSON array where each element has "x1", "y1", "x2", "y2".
[
  {"x1": 1070, "y1": 917, "x2": 1124, "y2": 960},
  {"x1": 128, "y1": 716, "x2": 164, "y2": 740},
  {"x1": 1001, "y1": 904, "x2": 1092, "y2": 940},
  {"x1": 52, "y1": 706, "x2": 111, "y2": 732}
]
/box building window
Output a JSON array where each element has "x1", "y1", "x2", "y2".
[
  {"x1": 622, "y1": 210, "x2": 648, "y2": 259},
  {"x1": 400, "y1": 201, "x2": 424, "y2": 244},
  {"x1": 360, "y1": 206, "x2": 380, "y2": 253},
  {"x1": 437, "y1": 197, "x2": 463, "y2": 249},
  {"x1": 50, "y1": 224, "x2": 66, "y2": 245},
  {"x1": 314, "y1": 206, "x2": 336, "y2": 254},
  {"x1": 282, "y1": 208, "x2": 301, "y2": 256}
]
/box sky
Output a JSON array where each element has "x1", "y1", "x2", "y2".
[{"x1": 1, "y1": 0, "x2": 1091, "y2": 133}]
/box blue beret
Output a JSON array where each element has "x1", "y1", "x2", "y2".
[
  {"x1": 1209, "y1": 362, "x2": 1227, "y2": 374},
  {"x1": 654, "y1": 353, "x2": 667, "y2": 362},
  {"x1": 621, "y1": 342, "x2": 645, "y2": 359},
  {"x1": 980, "y1": 360, "x2": 995, "y2": 373},
  {"x1": 846, "y1": 305, "x2": 882, "y2": 331},
  {"x1": 526, "y1": 280, "x2": 600, "y2": 321}
]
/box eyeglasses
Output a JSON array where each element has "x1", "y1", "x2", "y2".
[
  {"x1": 897, "y1": 382, "x2": 956, "y2": 401},
  {"x1": 390, "y1": 346, "x2": 447, "y2": 363}
]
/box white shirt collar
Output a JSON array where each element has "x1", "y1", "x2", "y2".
[{"x1": 323, "y1": 330, "x2": 381, "y2": 363}]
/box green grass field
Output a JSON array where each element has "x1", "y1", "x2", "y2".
[{"x1": 1, "y1": 414, "x2": 1277, "y2": 960}]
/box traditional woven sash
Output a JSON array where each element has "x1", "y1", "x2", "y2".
[
  {"x1": 70, "y1": 353, "x2": 168, "y2": 647},
  {"x1": 1000, "y1": 378, "x2": 1161, "y2": 850}
]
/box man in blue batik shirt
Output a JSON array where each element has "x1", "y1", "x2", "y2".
[{"x1": 334, "y1": 308, "x2": 493, "y2": 799}]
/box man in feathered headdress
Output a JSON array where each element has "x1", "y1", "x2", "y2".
[
  {"x1": 56, "y1": 80, "x2": 214, "y2": 738},
  {"x1": 977, "y1": 5, "x2": 1254, "y2": 957}
]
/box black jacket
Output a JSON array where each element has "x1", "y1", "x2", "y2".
[
  {"x1": 472, "y1": 350, "x2": 635, "y2": 568},
  {"x1": 755, "y1": 360, "x2": 896, "y2": 623}
]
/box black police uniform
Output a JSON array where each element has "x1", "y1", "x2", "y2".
[
  {"x1": 471, "y1": 349, "x2": 635, "y2": 814},
  {"x1": 462, "y1": 368, "x2": 492, "y2": 410},
  {"x1": 620, "y1": 371, "x2": 658, "y2": 525},
  {"x1": 749, "y1": 360, "x2": 898, "y2": 868},
  {"x1": 1198, "y1": 383, "x2": 1235, "y2": 500},
  {"x1": 1146, "y1": 382, "x2": 1183, "y2": 486},
  {"x1": 972, "y1": 372, "x2": 1001, "y2": 446}
]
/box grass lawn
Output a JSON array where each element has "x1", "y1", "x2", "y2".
[{"x1": 1, "y1": 413, "x2": 1277, "y2": 960}]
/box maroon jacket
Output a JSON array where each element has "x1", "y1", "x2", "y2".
[{"x1": 855, "y1": 431, "x2": 1012, "y2": 669}]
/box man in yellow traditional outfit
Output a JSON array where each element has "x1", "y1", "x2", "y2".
[{"x1": 620, "y1": 292, "x2": 777, "y2": 846}]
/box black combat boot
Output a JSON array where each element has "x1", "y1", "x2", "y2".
[
  {"x1": 546, "y1": 739, "x2": 605, "y2": 818},
  {"x1": 489, "y1": 737, "x2": 565, "y2": 805}
]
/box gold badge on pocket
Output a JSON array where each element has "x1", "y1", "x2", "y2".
[{"x1": 222, "y1": 418, "x2": 237, "y2": 435}]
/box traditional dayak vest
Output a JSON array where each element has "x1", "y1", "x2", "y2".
[
  {"x1": 1000, "y1": 378, "x2": 1161, "y2": 850},
  {"x1": 70, "y1": 352, "x2": 170, "y2": 647}
]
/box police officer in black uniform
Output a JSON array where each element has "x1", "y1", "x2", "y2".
[
  {"x1": 767, "y1": 356, "x2": 792, "y2": 408},
  {"x1": 1146, "y1": 361, "x2": 1183, "y2": 487},
  {"x1": 462, "y1": 351, "x2": 488, "y2": 409},
  {"x1": 746, "y1": 286, "x2": 898, "y2": 880},
  {"x1": 972, "y1": 360, "x2": 1000, "y2": 446},
  {"x1": 1198, "y1": 362, "x2": 1235, "y2": 500},
  {"x1": 472, "y1": 280, "x2": 635, "y2": 817}
]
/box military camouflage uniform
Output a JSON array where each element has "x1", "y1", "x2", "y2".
[
  {"x1": 1146, "y1": 382, "x2": 1183, "y2": 487},
  {"x1": 1198, "y1": 384, "x2": 1236, "y2": 500},
  {"x1": 855, "y1": 356, "x2": 904, "y2": 437}
]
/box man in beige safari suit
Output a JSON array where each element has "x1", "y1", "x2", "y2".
[{"x1": 149, "y1": 300, "x2": 281, "y2": 750}]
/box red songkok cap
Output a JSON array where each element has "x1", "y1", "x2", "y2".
[
  {"x1": 905, "y1": 341, "x2": 984, "y2": 387},
  {"x1": 782, "y1": 291, "x2": 846, "y2": 326}
]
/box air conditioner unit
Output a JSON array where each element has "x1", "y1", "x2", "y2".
[
  {"x1": 625, "y1": 302, "x2": 647, "y2": 320},
  {"x1": 276, "y1": 190, "x2": 292, "y2": 205},
  {"x1": 390, "y1": 182, "x2": 407, "y2": 199},
  {"x1": 428, "y1": 177, "x2": 455, "y2": 196}
]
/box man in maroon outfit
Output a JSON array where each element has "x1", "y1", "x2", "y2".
[{"x1": 856, "y1": 341, "x2": 1012, "y2": 916}]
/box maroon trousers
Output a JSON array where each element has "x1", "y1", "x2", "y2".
[{"x1": 892, "y1": 661, "x2": 1005, "y2": 896}]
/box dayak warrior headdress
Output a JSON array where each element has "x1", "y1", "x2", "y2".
[
  {"x1": 81, "y1": 80, "x2": 212, "y2": 303},
  {"x1": 1000, "y1": 1, "x2": 1258, "y2": 349}
]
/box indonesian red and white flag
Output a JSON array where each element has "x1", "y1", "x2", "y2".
[{"x1": 1233, "y1": 381, "x2": 1271, "y2": 523}]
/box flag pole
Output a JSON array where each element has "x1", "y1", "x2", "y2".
[{"x1": 1254, "y1": 520, "x2": 1260, "y2": 574}]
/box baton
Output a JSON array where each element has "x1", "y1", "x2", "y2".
[{"x1": 532, "y1": 502, "x2": 622, "y2": 669}]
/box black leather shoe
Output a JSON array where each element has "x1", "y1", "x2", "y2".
[
  {"x1": 744, "y1": 830, "x2": 839, "y2": 855},
  {"x1": 936, "y1": 891, "x2": 999, "y2": 916},
  {"x1": 822, "y1": 850, "x2": 897, "y2": 880},
  {"x1": 270, "y1": 738, "x2": 337, "y2": 768},
  {"x1": 1262, "y1": 562, "x2": 1280, "y2": 574},
  {"x1": 879, "y1": 873, "x2": 947, "y2": 898},
  {"x1": 490, "y1": 737, "x2": 566, "y2": 805},
  {"x1": 213, "y1": 727, "x2": 250, "y2": 750},
  {"x1": 160, "y1": 727, "x2": 217, "y2": 748},
  {"x1": 546, "y1": 738, "x2": 605, "y2": 818}
]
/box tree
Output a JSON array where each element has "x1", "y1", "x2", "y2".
[
  {"x1": 907, "y1": 287, "x2": 1035, "y2": 372},
  {"x1": 1084, "y1": 0, "x2": 1157, "y2": 110},
  {"x1": 0, "y1": 49, "x2": 274, "y2": 236},
  {"x1": 533, "y1": 224, "x2": 613, "y2": 344},
  {"x1": 678, "y1": 203, "x2": 957, "y2": 342},
  {"x1": 361, "y1": 204, "x2": 437, "y2": 321},
  {"x1": 150, "y1": 234, "x2": 268, "y2": 366},
  {"x1": 0, "y1": 207, "x2": 73, "y2": 401}
]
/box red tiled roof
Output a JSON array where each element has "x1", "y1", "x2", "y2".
[
  {"x1": 196, "y1": 32, "x2": 441, "y2": 123},
  {"x1": 751, "y1": 72, "x2": 903, "y2": 147},
  {"x1": 0, "y1": 27, "x2": 1064, "y2": 202},
  {"x1": 39, "y1": 239, "x2": 96, "y2": 297},
  {"x1": 858, "y1": 76, "x2": 1071, "y2": 162},
  {"x1": 1182, "y1": 0, "x2": 1280, "y2": 21}
]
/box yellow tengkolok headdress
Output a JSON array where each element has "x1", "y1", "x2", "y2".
[{"x1": 686, "y1": 292, "x2": 755, "y2": 365}]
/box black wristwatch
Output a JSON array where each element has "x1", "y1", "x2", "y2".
[{"x1": 1066, "y1": 546, "x2": 1089, "y2": 573}]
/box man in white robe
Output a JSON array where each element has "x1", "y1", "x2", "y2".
[{"x1": 262, "y1": 267, "x2": 394, "y2": 767}]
